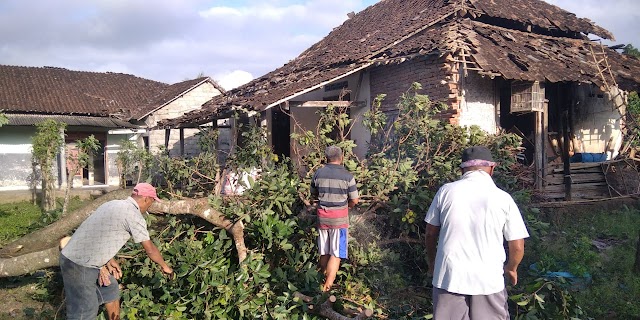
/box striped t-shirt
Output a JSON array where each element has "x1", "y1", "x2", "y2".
[{"x1": 311, "y1": 163, "x2": 359, "y2": 229}]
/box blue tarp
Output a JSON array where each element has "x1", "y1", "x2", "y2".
[{"x1": 570, "y1": 152, "x2": 607, "y2": 163}]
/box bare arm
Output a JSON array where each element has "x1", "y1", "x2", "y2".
[
  {"x1": 425, "y1": 223, "x2": 440, "y2": 276},
  {"x1": 141, "y1": 240, "x2": 173, "y2": 275},
  {"x1": 348, "y1": 198, "x2": 359, "y2": 208},
  {"x1": 504, "y1": 238, "x2": 525, "y2": 285}
]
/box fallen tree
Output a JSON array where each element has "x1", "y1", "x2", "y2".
[{"x1": 0, "y1": 189, "x2": 247, "y2": 278}]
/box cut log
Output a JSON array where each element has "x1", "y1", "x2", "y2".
[{"x1": 0, "y1": 246, "x2": 60, "y2": 277}]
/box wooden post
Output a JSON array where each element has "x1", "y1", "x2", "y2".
[
  {"x1": 542, "y1": 102, "x2": 548, "y2": 188},
  {"x1": 164, "y1": 129, "x2": 170, "y2": 150},
  {"x1": 535, "y1": 110, "x2": 544, "y2": 190},
  {"x1": 59, "y1": 129, "x2": 67, "y2": 189},
  {"x1": 562, "y1": 110, "x2": 572, "y2": 201},
  {"x1": 179, "y1": 128, "x2": 185, "y2": 157}
]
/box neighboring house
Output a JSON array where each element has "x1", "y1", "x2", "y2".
[
  {"x1": 162, "y1": 0, "x2": 640, "y2": 200},
  {"x1": 0, "y1": 65, "x2": 222, "y2": 190},
  {"x1": 134, "y1": 77, "x2": 225, "y2": 157}
]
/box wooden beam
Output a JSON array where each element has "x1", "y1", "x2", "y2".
[
  {"x1": 179, "y1": 128, "x2": 185, "y2": 157},
  {"x1": 164, "y1": 129, "x2": 170, "y2": 149},
  {"x1": 562, "y1": 110, "x2": 572, "y2": 201},
  {"x1": 288, "y1": 101, "x2": 366, "y2": 108},
  {"x1": 535, "y1": 110, "x2": 544, "y2": 190}
]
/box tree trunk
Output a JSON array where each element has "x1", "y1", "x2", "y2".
[
  {"x1": 0, "y1": 189, "x2": 248, "y2": 277},
  {"x1": 62, "y1": 166, "x2": 77, "y2": 216},
  {"x1": 634, "y1": 230, "x2": 640, "y2": 275},
  {"x1": 42, "y1": 174, "x2": 57, "y2": 212},
  {"x1": 0, "y1": 189, "x2": 132, "y2": 258}
]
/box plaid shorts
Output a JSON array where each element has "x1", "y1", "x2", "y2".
[{"x1": 60, "y1": 254, "x2": 119, "y2": 319}]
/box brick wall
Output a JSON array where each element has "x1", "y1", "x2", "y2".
[
  {"x1": 369, "y1": 54, "x2": 459, "y2": 123},
  {"x1": 147, "y1": 82, "x2": 221, "y2": 157}
]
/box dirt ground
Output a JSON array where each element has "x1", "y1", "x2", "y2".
[
  {"x1": 0, "y1": 275, "x2": 59, "y2": 320},
  {"x1": 0, "y1": 187, "x2": 118, "y2": 319}
]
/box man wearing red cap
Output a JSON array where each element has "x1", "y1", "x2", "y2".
[
  {"x1": 60, "y1": 183, "x2": 173, "y2": 320},
  {"x1": 424, "y1": 146, "x2": 529, "y2": 319}
]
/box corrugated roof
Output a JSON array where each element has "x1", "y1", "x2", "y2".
[{"x1": 6, "y1": 113, "x2": 139, "y2": 128}]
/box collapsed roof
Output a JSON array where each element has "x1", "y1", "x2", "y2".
[{"x1": 161, "y1": 0, "x2": 640, "y2": 128}]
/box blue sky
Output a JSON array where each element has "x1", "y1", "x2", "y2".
[{"x1": 0, "y1": 0, "x2": 637, "y2": 89}]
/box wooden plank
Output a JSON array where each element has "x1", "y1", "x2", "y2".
[
  {"x1": 288, "y1": 101, "x2": 365, "y2": 108},
  {"x1": 544, "y1": 182, "x2": 608, "y2": 193},
  {"x1": 551, "y1": 166, "x2": 603, "y2": 174},
  {"x1": 545, "y1": 173, "x2": 605, "y2": 185},
  {"x1": 540, "y1": 191, "x2": 610, "y2": 200},
  {"x1": 532, "y1": 195, "x2": 639, "y2": 208}
]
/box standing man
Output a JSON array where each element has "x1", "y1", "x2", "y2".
[
  {"x1": 60, "y1": 183, "x2": 173, "y2": 320},
  {"x1": 424, "y1": 146, "x2": 529, "y2": 319},
  {"x1": 311, "y1": 146, "x2": 359, "y2": 292}
]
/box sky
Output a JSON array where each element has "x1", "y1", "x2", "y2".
[{"x1": 0, "y1": 0, "x2": 638, "y2": 90}]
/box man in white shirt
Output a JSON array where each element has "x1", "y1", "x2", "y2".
[{"x1": 424, "y1": 146, "x2": 529, "y2": 319}]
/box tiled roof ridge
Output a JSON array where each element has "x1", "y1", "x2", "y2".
[{"x1": 5, "y1": 64, "x2": 169, "y2": 85}]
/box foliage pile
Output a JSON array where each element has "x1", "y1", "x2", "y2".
[{"x1": 108, "y1": 83, "x2": 528, "y2": 319}]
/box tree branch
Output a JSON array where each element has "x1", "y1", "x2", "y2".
[
  {"x1": 294, "y1": 292, "x2": 373, "y2": 320},
  {"x1": 148, "y1": 198, "x2": 247, "y2": 263},
  {"x1": 0, "y1": 190, "x2": 249, "y2": 277}
]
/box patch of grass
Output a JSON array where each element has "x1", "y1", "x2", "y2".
[
  {"x1": 525, "y1": 202, "x2": 640, "y2": 319},
  {"x1": 0, "y1": 202, "x2": 42, "y2": 246},
  {"x1": 0, "y1": 196, "x2": 89, "y2": 246}
]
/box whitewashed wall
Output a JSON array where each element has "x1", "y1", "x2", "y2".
[
  {"x1": 287, "y1": 71, "x2": 371, "y2": 159},
  {"x1": 573, "y1": 85, "x2": 626, "y2": 159},
  {"x1": 0, "y1": 126, "x2": 36, "y2": 190},
  {"x1": 458, "y1": 72, "x2": 498, "y2": 134}
]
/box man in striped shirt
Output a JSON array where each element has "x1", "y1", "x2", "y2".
[{"x1": 311, "y1": 146, "x2": 359, "y2": 292}]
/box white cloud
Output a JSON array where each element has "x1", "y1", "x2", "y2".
[
  {"x1": 543, "y1": 0, "x2": 640, "y2": 45},
  {"x1": 216, "y1": 70, "x2": 254, "y2": 90},
  {"x1": 199, "y1": 4, "x2": 306, "y2": 21},
  {"x1": 198, "y1": 6, "x2": 242, "y2": 18},
  {"x1": 93, "y1": 62, "x2": 131, "y2": 74}
]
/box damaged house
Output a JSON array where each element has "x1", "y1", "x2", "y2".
[
  {"x1": 0, "y1": 65, "x2": 223, "y2": 190},
  {"x1": 161, "y1": 0, "x2": 640, "y2": 200}
]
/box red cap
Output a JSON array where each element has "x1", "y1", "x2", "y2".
[{"x1": 132, "y1": 183, "x2": 160, "y2": 201}]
